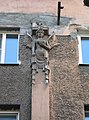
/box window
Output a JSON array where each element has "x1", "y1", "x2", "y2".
[
  {"x1": 84, "y1": 0, "x2": 89, "y2": 7},
  {"x1": 0, "y1": 112, "x2": 19, "y2": 120},
  {"x1": 85, "y1": 113, "x2": 89, "y2": 120},
  {"x1": 78, "y1": 36, "x2": 89, "y2": 64},
  {"x1": 85, "y1": 105, "x2": 89, "y2": 120},
  {"x1": 0, "y1": 105, "x2": 20, "y2": 120},
  {"x1": 0, "y1": 33, "x2": 19, "y2": 64},
  {"x1": 0, "y1": 34, "x2": 2, "y2": 62}
]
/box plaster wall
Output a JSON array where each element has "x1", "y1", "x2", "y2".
[
  {"x1": 32, "y1": 70, "x2": 49, "y2": 120},
  {"x1": 49, "y1": 35, "x2": 89, "y2": 120},
  {"x1": 61, "y1": 0, "x2": 89, "y2": 24},
  {"x1": 0, "y1": 0, "x2": 58, "y2": 14}
]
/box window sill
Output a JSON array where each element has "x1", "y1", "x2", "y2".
[
  {"x1": 0, "y1": 63, "x2": 20, "y2": 66},
  {"x1": 0, "y1": 60, "x2": 21, "y2": 65}
]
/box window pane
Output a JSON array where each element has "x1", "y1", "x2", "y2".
[
  {"x1": 81, "y1": 39, "x2": 89, "y2": 64},
  {"x1": 85, "y1": 117, "x2": 89, "y2": 120},
  {"x1": 0, "y1": 50, "x2": 1, "y2": 62},
  {"x1": 85, "y1": 113, "x2": 89, "y2": 120},
  {"x1": 0, "y1": 34, "x2": 2, "y2": 62},
  {"x1": 0, "y1": 40, "x2": 1, "y2": 49},
  {"x1": 0, "y1": 115, "x2": 16, "y2": 120},
  {"x1": 6, "y1": 34, "x2": 18, "y2": 39},
  {"x1": 5, "y1": 34, "x2": 18, "y2": 64}
]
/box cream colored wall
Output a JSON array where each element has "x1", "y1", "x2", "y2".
[
  {"x1": 0, "y1": 0, "x2": 58, "y2": 14},
  {"x1": 61, "y1": 0, "x2": 89, "y2": 24}
]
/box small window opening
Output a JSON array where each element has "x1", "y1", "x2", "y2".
[
  {"x1": 84, "y1": 104, "x2": 89, "y2": 120},
  {"x1": 0, "y1": 105, "x2": 20, "y2": 120},
  {"x1": 84, "y1": 0, "x2": 89, "y2": 7}
]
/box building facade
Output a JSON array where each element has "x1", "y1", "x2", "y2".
[{"x1": 0, "y1": 0, "x2": 89, "y2": 120}]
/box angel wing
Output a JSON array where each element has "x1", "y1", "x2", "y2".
[
  {"x1": 26, "y1": 33, "x2": 33, "y2": 49},
  {"x1": 27, "y1": 33, "x2": 33, "y2": 40},
  {"x1": 47, "y1": 32, "x2": 58, "y2": 49}
]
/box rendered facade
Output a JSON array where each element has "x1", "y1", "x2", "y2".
[{"x1": 0, "y1": 0, "x2": 89, "y2": 120}]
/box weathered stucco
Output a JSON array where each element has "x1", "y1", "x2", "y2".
[{"x1": 49, "y1": 35, "x2": 89, "y2": 120}]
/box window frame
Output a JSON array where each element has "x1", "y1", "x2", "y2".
[
  {"x1": 78, "y1": 35, "x2": 89, "y2": 65},
  {"x1": 0, "y1": 32, "x2": 20, "y2": 64},
  {"x1": 0, "y1": 111, "x2": 19, "y2": 120}
]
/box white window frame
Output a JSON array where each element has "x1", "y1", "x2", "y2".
[
  {"x1": 0, "y1": 33, "x2": 20, "y2": 64},
  {"x1": 78, "y1": 35, "x2": 89, "y2": 65},
  {"x1": 0, "y1": 111, "x2": 19, "y2": 120}
]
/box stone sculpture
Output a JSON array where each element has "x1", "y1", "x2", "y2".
[{"x1": 27, "y1": 22, "x2": 57, "y2": 84}]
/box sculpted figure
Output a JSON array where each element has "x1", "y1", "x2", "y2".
[{"x1": 27, "y1": 23, "x2": 57, "y2": 84}]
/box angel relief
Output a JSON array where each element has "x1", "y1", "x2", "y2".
[{"x1": 27, "y1": 23, "x2": 58, "y2": 84}]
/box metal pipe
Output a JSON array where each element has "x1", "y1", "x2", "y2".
[{"x1": 57, "y1": 1, "x2": 64, "y2": 25}]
